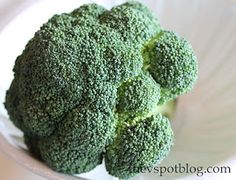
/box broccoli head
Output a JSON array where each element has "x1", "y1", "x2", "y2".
[{"x1": 4, "y1": 1, "x2": 198, "y2": 179}]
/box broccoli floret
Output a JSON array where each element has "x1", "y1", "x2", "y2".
[
  {"x1": 100, "y1": 1, "x2": 161, "y2": 47},
  {"x1": 38, "y1": 82, "x2": 118, "y2": 173},
  {"x1": 143, "y1": 30, "x2": 198, "y2": 104},
  {"x1": 4, "y1": 1, "x2": 198, "y2": 179},
  {"x1": 105, "y1": 114, "x2": 173, "y2": 179},
  {"x1": 117, "y1": 71, "x2": 160, "y2": 118}
]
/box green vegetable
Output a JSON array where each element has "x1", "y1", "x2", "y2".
[{"x1": 4, "y1": 1, "x2": 198, "y2": 179}]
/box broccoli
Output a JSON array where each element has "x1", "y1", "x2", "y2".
[{"x1": 4, "y1": 1, "x2": 198, "y2": 179}]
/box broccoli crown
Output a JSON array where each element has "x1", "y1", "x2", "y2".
[{"x1": 4, "y1": 1, "x2": 198, "y2": 179}]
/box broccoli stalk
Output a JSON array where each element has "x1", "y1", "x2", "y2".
[{"x1": 4, "y1": 1, "x2": 198, "y2": 179}]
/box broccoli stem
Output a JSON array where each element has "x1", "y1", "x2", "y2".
[
  {"x1": 141, "y1": 31, "x2": 164, "y2": 71},
  {"x1": 148, "y1": 99, "x2": 177, "y2": 120}
]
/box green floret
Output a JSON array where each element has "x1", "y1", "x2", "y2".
[
  {"x1": 4, "y1": 1, "x2": 198, "y2": 179},
  {"x1": 5, "y1": 77, "x2": 27, "y2": 132},
  {"x1": 117, "y1": 71, "x2": 160, "y2": 117},
  {"x1": 105, "y1": 114, "x2": 174, "y2": 179},
  {"x1": 38, "y1": 83, "x2": 117, "y2": 173},
  {"x1": 8, "y1": 13, "x2": 86, "y2": 136},
  {"x1": 71, "y1": 3, "x2": 106, "y2": 19},
  {"x1": 100, "y1": 1, "x2": 161, "y2": 46},
  {"x1": 143, "y1": 30, "x2": 198, "y2": 104}
]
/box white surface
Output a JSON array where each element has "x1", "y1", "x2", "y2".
[
  {"x1": 0, "y1": 0, "x2": 236, "y2": 180},
  {"x1": 0, "y1": 152, "x2": 46, "y2": 180}
]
